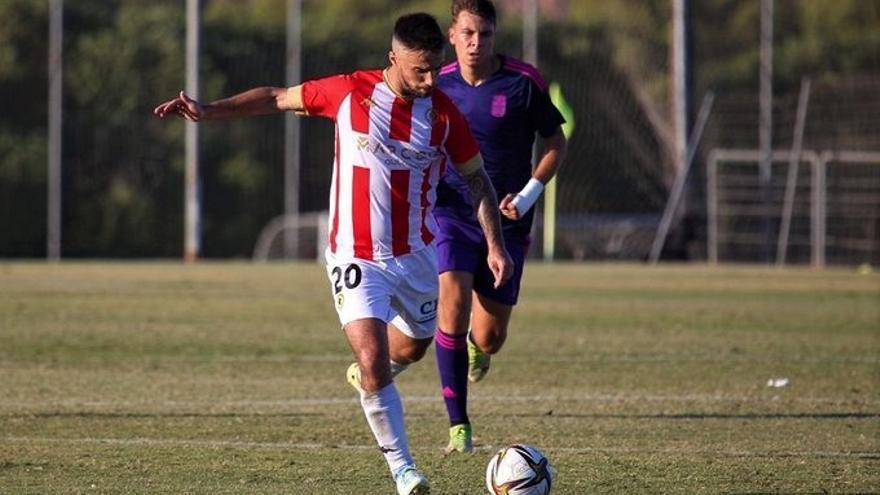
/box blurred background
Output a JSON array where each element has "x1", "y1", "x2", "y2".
[{"x1": 1, "y1": 0, "x2": 878, "y2": 265}]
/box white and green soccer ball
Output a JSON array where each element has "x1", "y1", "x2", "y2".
[{"x1": 485, "y1": 444, "x2": 554, "y2": 495}]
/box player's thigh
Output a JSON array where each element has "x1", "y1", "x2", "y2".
[
  {"x1": 435, "y1": 216, "x2": 481, "y2": 333},
  {"x1": 326, "y1": 255, "x2": 400, "y2": 388},
  {"x1": 470, "y1": 234, "x2": 528, "y2": 351},
  {"x1": 435, "y1": 213, "x2": 483, "y2": 276},
  {"x1": 472, "y1": 233, "x2": 530, "y2": 306},
  {"x1": 325, "y1": 254, "x2": 394, "y2": 329}
]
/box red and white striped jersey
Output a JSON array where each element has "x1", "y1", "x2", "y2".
[{"x1": 301, "y1": 70, "x2": 480, "y2": 261}]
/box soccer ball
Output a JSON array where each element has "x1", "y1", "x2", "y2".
[{"x1": 485, "y1": 444, "x2": 554, "y2": 495}]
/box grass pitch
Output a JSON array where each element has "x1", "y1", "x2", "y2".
[{"x1": 1, "y1": 261, "x2": 877, "y2": 494}]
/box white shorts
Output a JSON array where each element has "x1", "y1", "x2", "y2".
[{"x1": 324, "y1": 245, "x2": 438, "y2": 340}]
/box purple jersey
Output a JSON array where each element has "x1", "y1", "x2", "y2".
[{"x1": 434, "y1": 55, "x2": 565, "y2": 236}]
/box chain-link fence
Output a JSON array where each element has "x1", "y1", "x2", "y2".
[
  {"x1": 693, "y1": 76, "x2": 880, "y2": 265},
  {"x1": 2, "y1": 0, "x2": 878, "y2": 264}
]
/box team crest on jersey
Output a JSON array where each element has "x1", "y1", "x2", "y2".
[
  {"x1": 491, "y1": 94, "x2": 507, "y2": 118},
  {"x1": 361, "y1": 97, "x2": 377, "y2": 108},
  {"x1": 425, "y1": 108, "x2": 439, "y2": 125}
]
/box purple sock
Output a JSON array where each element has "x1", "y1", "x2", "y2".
[{"x1": 435, "y1": 329, "x2": 469, "y2": 426}]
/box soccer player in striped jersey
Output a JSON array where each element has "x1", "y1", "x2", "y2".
[
  {"x1": 154, "y1": 13, "x2": 512, "y2": 495},
  {"x1": 433, "y1": 0, "x2": 568, "y2": 454}
]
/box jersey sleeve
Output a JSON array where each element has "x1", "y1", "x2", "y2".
[
  {"x1": 527, "y1": 78, "x2": 566, "y2": 138},
  {"x1": 440, "y1": 97, "x2": 480, "y2": 166},
  {"x1": 300, "y1": 74, "x2": 355, "y2": 120}
]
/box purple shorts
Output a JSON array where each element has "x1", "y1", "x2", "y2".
[{"x1": 434, "y1": 213, "x2": 530, "y2": 306}]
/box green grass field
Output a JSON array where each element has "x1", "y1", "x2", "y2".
[{"x1": 1, "y1": 262, "x2": 878, "y2": 494}]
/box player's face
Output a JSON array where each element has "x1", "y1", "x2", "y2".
[
  {"x1": 449, "y1": 11, "x2": 496, "y2": 70},
  {"x1": 389, "y1": 47, "x2": 444, "y2": 99}
]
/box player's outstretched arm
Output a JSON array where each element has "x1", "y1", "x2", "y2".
[
  {"x1": 457, "y1": 154, "x2": 514, "y2": 289},
  {"x1": 500, "y1": 127, "x2": 567, "y2": 221},
  {"x1": 153, "y1": 86, "x2": 305, "y2": 122}
]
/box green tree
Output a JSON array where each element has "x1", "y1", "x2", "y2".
[
  {"x1": 0, "y1": 0, "x2": 49, "y2": 256},
  {"x1": 63, "y1": 0, "x2": 185, "y2": 256}
]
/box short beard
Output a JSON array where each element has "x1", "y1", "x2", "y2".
[{"x1": 401, "y1": 82, "x2": 430, "y2": 99}]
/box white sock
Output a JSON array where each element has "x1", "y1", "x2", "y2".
[
  {"x1": 390, "y1": 360, "x2": 409, "y2": 379},
  {"x1": 359, "y1": 382, "x2": 413, "y2": 476}
]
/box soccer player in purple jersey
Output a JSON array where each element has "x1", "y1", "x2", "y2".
[{"x1": 432, "y1": 0, "x2": 568, "y2": 454}]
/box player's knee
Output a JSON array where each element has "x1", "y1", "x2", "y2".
[
  {"x1": 406, "y1": 345, "x2": 429, "y2": 362},
  {"x1": 481, "y1": 337, "x2": 505, "y2": 355},
  {"x1": 359, "y1": 362, "x2": 392, "y2": 392},
  {"x1": 390, "y1": 337, "x2": 432, "y2": 366},
  {"x1": 477, "y1": 328, "x2": 507, "y2": 354},
  {"x1": 399, "y1": 339, "x2": 431, "y2": 363}
]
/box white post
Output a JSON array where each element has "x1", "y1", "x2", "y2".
[
  {"x1": 522, "y1": 0, "x2": 537, "y2": 66},
  {"x1": 706, "y1": 151, "x2": 719, "y2": 264},
  {"x1": 776, "y1": 78, "x2": 811, "y2": 265},
  {"x1": 759, "y1": 0, "x2": 774, "y2": 263},
  {"x1": 672, "y1": 0, "x2": 691, "y2": 178},
  {"x1": 811, "y1": 155, "x2": 826, "y2": 268},
  {"x1": 184, "y1": 0, "x2": 201, "y2": 263},
  {"x1": 284, "y1": 0, "x2": 302, "y2": 259},
  {"x1": 522, "y1": 0, "x2": 545, "y2": 258},
  {"x1": 649, "y1": 92, "x2": 714, "y2": 263},
  {"x1": 48, "y1": 0, "x2": 63, "y2": 261}
]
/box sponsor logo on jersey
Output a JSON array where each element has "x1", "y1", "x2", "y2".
[
  {"x1": 416, "y1": 298, "x2": 438, "y2": 323},
  {"x1": 355, "y1": 136, "x2": 443, "y2": 167}
]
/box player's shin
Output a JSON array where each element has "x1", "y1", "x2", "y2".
[
  {"x1": 360, "y1": 382, "x2": 415, "y2": 475},
  {"x1": 435, "y1": 329, "x2": 469, "y2": 426}
]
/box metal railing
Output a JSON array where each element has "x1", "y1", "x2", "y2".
[{"x1": 707, "y1": 149, "x2": 880, "y2": 267}]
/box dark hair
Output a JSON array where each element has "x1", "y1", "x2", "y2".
[
  {"x1": 451, "y1": 0, "x2": 497, "y2": 25},
  {"x1": 393, "y1": 13, "x2": 445, "y2": 52}
]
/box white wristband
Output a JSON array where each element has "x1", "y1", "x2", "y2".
[{"x1": 509, "y1": 178, "x2": 544, "y2": 215}]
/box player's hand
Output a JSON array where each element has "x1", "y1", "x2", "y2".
[
  {"x1": 487, "y1": 247, "x2": 514, "y2": 289},
  {"x1": 499, "y1": 193, "x2": 521, "y2": 221},
  {"x1": 153, "y1": 91, "x2": 205, "y2": 122}
]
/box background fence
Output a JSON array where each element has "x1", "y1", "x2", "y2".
[
  {"x1": 695, "y1": 76, "x2": 880, "y2": 266},
  {"x1": 1, "y1": 0, "x2": 878, "y2": 264}
]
